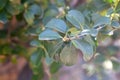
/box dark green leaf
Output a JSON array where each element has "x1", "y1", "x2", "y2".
[
  {"x1": 50, "y1": 41, "x2": 63, "y2": 57},
  {"x1": 0, "y1": 0, "x2": 7, "y2": 11},
  {"x1": 111, "y1": 20, "x2": 120, "y2": 28},
  {"x1": 6, "y1": 3, "x2": 24, "y2": 15},
  {"x1": 50, "y1": 62, "x2": 62, "y2": 74},
  {"x1": 0, "y1": 11, "x2": 8, "y2": 23},
  {"x1": 39, "y1": 29, "x2": 62, "y2": 40},
  {"x1": 66, "y1": 10, "x2": 85, "y2": 29},
  {"x1": 45, "y1": 18, "x2": 68, "y2": 33},
  {"x1": 93, "y1": 16, "x2": 110, "y2": 28},
  {"x1": 72, "y1": 40, "x2": 94, "y2": 61},
  {"x1": 32, "y1": 62, "x2": 44, "y2": 80},
  {"x1": 30, "y1": 48, "x2": 44, "y2": 66}
]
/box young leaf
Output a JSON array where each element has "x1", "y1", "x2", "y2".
[
  {"x1": 39, "y1": 29, "x2": 62, "y2": 40},
  {"x1": 60, "y1": 45, "x2": 79, "y2": 66},
  {"x1": 66, "y1": 10, "x2": 85, "y2": 29},
  {"x1": 45, "y1": 18, "x2": 68, "y2": 33},
  {"x1": 72, "y1": 40, "x2": 94, "y2": 61}
]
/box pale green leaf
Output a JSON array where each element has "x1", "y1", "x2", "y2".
[{"x1": 60, "y1": 45, "x2": 79, "y2": 65}]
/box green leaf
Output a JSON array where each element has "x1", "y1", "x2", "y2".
[
  {"x1": 72, "y1": 40, "x2": 94, "y2": 61},
  {"x1": 50, "y1": 41, "x2": 63, "y2": 57},
  {"x1": 6, "y1": 3, "x2": 24, "y2": 15},
  {"x1": 39, "y1": 29, "x2": 62, "y2": 40},
  {"x1": 0, "y1": 0, "x2": 7, "y2": 11},
  {"x1": 30, "y1": 40, "x2": 41, "y2": 47},
  {"x1": 107, "y1": 8, "x2": 114, "y2": 15},
  {"x1": 116, "y1": 1, "x2": 120, "y2": 13},
  {"x1": 45, "y1": 56, "x2": 54, "y2": 65},
  {"x1": 24, "y1": 11, "x2": 35, "y2": 25},
  {"x1": 45, "y1": 18, "x2": 68, "y2": 33},
  {"x1": 0, "y1": 11, "x2": 8, "y2": 23},
  {"x1": 84, "y1": 35, "x2": 95, "y2": 47},
  {"x1": 93, "y1": 16, "x2": 111, "y2": 28},
  {"x1": 66, "y1": 10, "x2": 85, "y2": 29},
  {"x1": 60, "y1": 45, "x2": 79, "y2": 65},
  {"x1": 50, "y1": 62, "x2": 62, "y2": 74},
  {"x1": 90, "y1": 29, "x2": 98, "y2": 37},
  {"x1": 104, "y1": 0, "x2": 113, "y2": 3},
  {"x1": 32, "y1": 62, "x2": 44, "y2": 80},
  {"x1": 28, "y1": 4, "x2": 42, "y2": 16},
  {"x1": 30, "y1": 48, "x2": 44, "y2": 66},
  {"x1": 111, "y1": 20, "x2": 120, "y2": 28}
]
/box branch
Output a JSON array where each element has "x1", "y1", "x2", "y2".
[{"x1": 62, "y1": 25, "x2": 105, "y2": 42}]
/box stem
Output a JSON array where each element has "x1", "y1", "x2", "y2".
[{"x1": 62, "y1": 25, "x2": 103, "y2": 42}]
